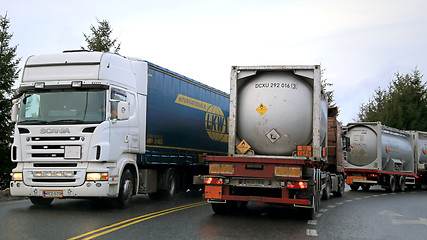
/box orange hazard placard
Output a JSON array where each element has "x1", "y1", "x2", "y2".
[
  {"x1": 236, "y1": 139, "x2": 251, "y2": 154},
  {"x1": 205, "y1": 185, "x2": 222, "y2": 199},
  {"x1": 297, "y1": 146, "x2": 312, "y2": 157}
]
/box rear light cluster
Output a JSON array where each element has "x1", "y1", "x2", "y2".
[
  {"x1": 205, "y1": 177, "x2": 223, "y2": 185},
  {"x1": 368, "y1": 174, "x2": 378, "y2": 178},
  {"x1": 287, "y1": 181, "x2": 308, "y2": 189}
]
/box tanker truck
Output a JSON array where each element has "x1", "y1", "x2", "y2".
[
  {"x1": 344, "y1": 122, "x2": 417, "y2": 192},
  {"x1": 9, "y1": 50, "x2": 229, "y2": 206},
  {"x1": 199, "y1": 65, "x2": 347, "y2": 220},
  {"x1": 411, "y1": 130, "x2": 427, "y2": 188}
]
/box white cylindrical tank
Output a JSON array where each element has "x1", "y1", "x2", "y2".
[
  {"x1": 236, "y1": 71, "x2": 325, "y2": 155},
  {"x1": 346, "y1": 123, "x2": 414, "y2": 172},
  {"x1": 412, "y1": 131, "x2": 427, "y2": 171}
]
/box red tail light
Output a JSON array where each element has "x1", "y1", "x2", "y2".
[
  {"x1": 287, "y1": 181, "x2": 308, "y2": 189},
  {"x1": 368, "y1": 174, "x2": 378, "y2": 178},
  {"x1": 205, "y1": 177, "x2": 223, "y2": 185}
]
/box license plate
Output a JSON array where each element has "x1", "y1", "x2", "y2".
[
  {"x1": 42, "y1": 190, "x2": 63, "y2": 198},
  {"x1": 243, "y1": 179, "x2": 264, "y2": 186}
]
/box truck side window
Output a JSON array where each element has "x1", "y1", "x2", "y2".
[{"x1": 110, "y1": 88, "x2": 127, "y2": 119}]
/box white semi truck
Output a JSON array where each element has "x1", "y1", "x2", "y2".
[{"x1": 9, "y1": 50, "x2": 229, "y2": 206}]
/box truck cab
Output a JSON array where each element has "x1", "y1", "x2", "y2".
[{"x1": 10, "y1": 51, "x2": 147, "y2": 206}]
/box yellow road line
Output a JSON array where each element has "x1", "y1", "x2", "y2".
[{"x1": 68, "y1": 201, "x2": 207, "y2": 240}]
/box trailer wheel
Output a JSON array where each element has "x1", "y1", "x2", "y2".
[
  {"x1": 397, "y1": 176, "x2": 405, "y2": 192},
  {"x1": 302, "y1": 190, "x2": 319, "y2": 220},
  {"x1": 333, "y1": 175, "x2": 345, "y2": 197},
  {"x1": 350, "y1": 184, "x2": 359, "y2": 191},
  {"x1": 164, "y1": 170, "x2": 177, "y2": 199},
  {"x1": 116, "y1": 169, "x2": 135, "y2": 208},
  {"x1": 211, "y1": 201, "x2": 247, "y2": 215},
  {"x1": 322, "y1": 177, "x2": 331, "y2": 200},
  {"x1": 361, "y1": 184, "x2": 370, "y2": 191},
  {"x1": 386, "y1": 175, "x2": 396, "y2": 193},
  {"x1": 149, "y1": 169, "x2": 177, "y2": 200},
  {"x1": 211, "y1": 203, "x2": 228, "y2": 214},
  {"x1": 30, "y1": 197, "x2": 54, "y2": 206}
]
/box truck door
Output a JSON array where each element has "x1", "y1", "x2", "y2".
[{"x1": 109, "y1": 87, "x2": 130, "y2": 160}]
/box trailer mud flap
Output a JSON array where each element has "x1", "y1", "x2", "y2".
[{"x1": 294, "y1": 196, "x2": 314, "y2": 208}]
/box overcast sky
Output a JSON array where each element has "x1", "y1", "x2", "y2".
[{"x1": 3, "y1": 0, "x2": 427, "y2": 124}]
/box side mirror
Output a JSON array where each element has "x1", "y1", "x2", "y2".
[
  {"x1": 11, "y1": 99, "x2": 20, "y2": 123},
  {"x1": 117, "y1": 101, "x2": 129, "y2": 120}
]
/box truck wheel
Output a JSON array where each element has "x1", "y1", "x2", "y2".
[
  {"x1": 333, "y1": 175, "x2": 345, "y2": 197},
  {"x1": 30, "y1": 197, "x2": 54, "y2": 206},
  {"x1": 350, "y1": 184, "x2": 359, "y2": 191},
  {"x1": 116, "y1": 169, "x2": 135, "y2": 208},
  {"x1": 386, "y1": 175, "x2": 396, "y2": 193},
  {"x1": 397, "y1": 176, "x2": 405, "y2": 192},
  {"x1": 321, "y1": 177, "x2": 331, "y2": 200}
]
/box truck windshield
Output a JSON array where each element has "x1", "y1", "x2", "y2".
[{"x1": 18, "y1": 89, "x2": 106, "y2": 125}]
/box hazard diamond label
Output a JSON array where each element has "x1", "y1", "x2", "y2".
[
  {"x1": 256, "y1": 104, "x2": 268, "y2": 116},
  {"x1": 236, "y1": 139, "x2": 251, "y2": 154},
  {"x1": 266, "y1": 129, "x2": 281, "y2": 143}
]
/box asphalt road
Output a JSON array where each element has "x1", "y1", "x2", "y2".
[{"x1": 1, "y1": 187, "x2": 426, "y2": 240}]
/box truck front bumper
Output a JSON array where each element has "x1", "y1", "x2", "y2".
[{"x1": 10, "y1": 180, "x2": 119, "y2": 198}]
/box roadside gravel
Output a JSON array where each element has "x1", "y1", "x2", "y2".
[{"x1": 0, "y1": 188, "x2": 27, "y2": 202}]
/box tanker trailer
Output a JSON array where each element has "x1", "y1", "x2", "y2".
[
  {"x1": 411, "y1": 131, "x2": 427, "y2": 188},
  {"x1": 344, "y1": 122, "x2": 416, "y2": 192},
  {"x1": 200, "y1": 65, "x2": 346, "y2": 220}
]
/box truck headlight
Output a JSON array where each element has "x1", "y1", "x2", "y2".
[
  {"x1": 11, "y1": 172, "x2": 23, "y2": 181},
  {"x1": 86, "y1": 172, "x2": 109, "y2": 181}
]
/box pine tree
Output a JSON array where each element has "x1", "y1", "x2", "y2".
[
  {"x1": 358, "y1": 68, "x2": 427, "y2": 131},
  {"x1": 321, "y1": 69, "x2": 336, "y2": 107},
  {"x1": 81, "y1": 19, "x2": 121, "y2": 54},
  {"x1": 0, "y1": 13, "x2": 21, "y2": 189}
]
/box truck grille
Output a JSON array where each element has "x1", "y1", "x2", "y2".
[
  {"x1": 32, "y1": 136, "x2": 81, "y2": 141},
  {"x1": 33, "y1": 163, "x2": 78, "y2": 168},
  {"x1": 28, "y1": 136, "x2": 82, "y2": 159},
  {"x1": 33, "y1": 179, "x2": 76, "y2": 183},
  {"x1": 21, "y1": 133, "x2": 88, "y2": 187}
]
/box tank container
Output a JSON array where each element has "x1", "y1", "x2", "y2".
[
  {"x1": 411, "y1": 131, "x2": 427, "y2": 173},
  {"x1": 228, "y1": 65, "x2": 327, "y2": 161},
  {"x1": 344, "y1": 122, "x2": 414, "y2": 173}
]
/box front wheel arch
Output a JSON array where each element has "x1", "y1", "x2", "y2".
[{"x1": 116, "y1": 161, "x2": 139, "y2": 196}]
